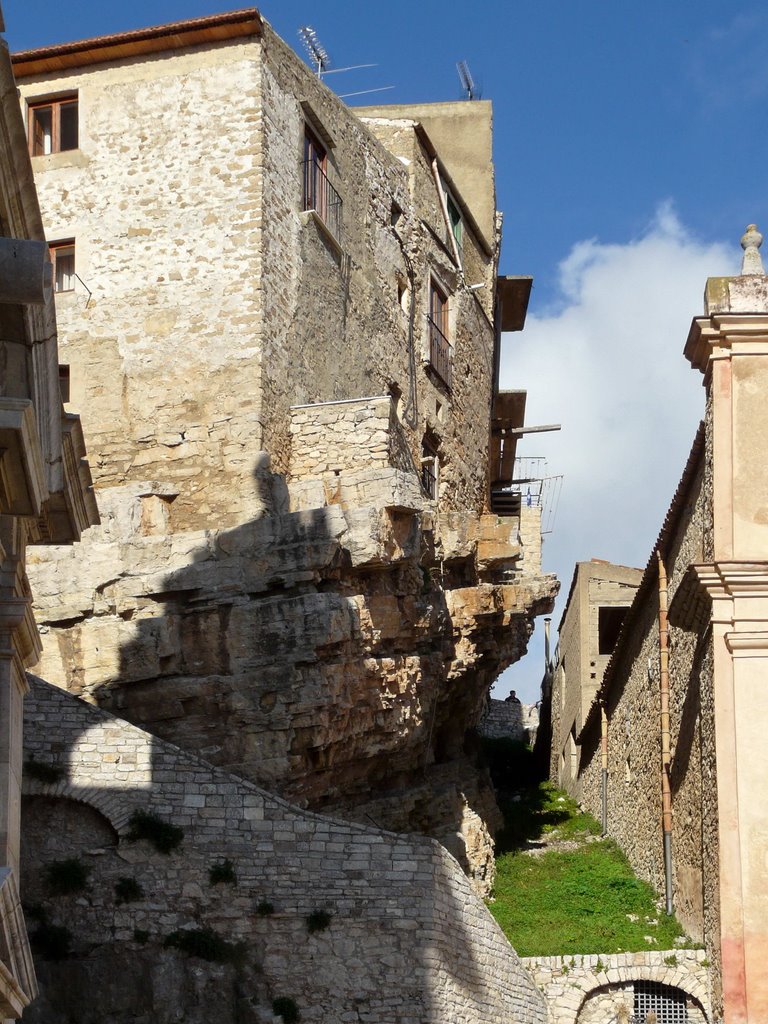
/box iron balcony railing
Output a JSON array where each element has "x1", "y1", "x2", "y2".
[
  {"x1": 427, "y1": 315, "x2": 453, "y2": 389},
  {"x1": 302, "y1": 158, "x2": 342, "y2": 245}
]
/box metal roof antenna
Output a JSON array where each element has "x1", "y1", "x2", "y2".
[
  {"x1": 298, "y1": 26, "x2": 331, "y2": 78},
  {"x1": 456, "y1": 60, "x2": 477, "y2": 100}
]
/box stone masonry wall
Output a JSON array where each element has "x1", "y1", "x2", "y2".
[
  {"x1": 288, "y1": 395, "x2": 415, "y2": 483},
  {"x1": 17, "y1": 40, "x2": 266, "y2": 533},
  {"x1": 524, "y1": 950, "x2": 711, "y2": 1024},
  {"x1": 479, "y1": 697, "x2": 525, "y2": 741},
  {"x1": 577, "y1": 433, "x2": 721, "y2": 1016},
  {"x1": 21, "y1": 677, "x2": 547, "y2": 1024}
]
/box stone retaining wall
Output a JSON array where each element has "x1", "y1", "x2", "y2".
[
  {"x1": 523, "y1": 950, "x2": 711, "y2": 1024},
  {"x1": 21, "y1": 677, "x2": 547, "y2": 1024}
]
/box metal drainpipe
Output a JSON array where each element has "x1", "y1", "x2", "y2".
[
  {"x1": 600, "y1": 703, "x2": 608, "y2": 836},
  {"x1": 656, "y1": 550, "x2": 674, "y2": 916}
]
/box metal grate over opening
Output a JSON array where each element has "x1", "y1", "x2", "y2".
[{"x1": 633, "y1": 982, "x2": 688, "y2": 1024}]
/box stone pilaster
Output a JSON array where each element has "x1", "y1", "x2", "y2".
[{"x1": 685, "y1": 232, "x2": 768, "y2": 1024}]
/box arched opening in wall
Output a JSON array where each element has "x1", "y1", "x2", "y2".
[
  {"x1": 21, "y1": 795, "x2": 119, "y2": 908},
  {"x1": 577, "y1": 980, "x2": 707, "y2": 1024}
]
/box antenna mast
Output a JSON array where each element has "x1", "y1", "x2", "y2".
[
  {"x1": 298, "y1": 26, "x2": 331, "y2": 78},
  {"x1": 456, "y1": 60, "x2": 476, "y2": 100}
]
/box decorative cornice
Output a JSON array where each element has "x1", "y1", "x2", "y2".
[{"x1": 685, "y1": 314, "x2": 768, "y2": 376}]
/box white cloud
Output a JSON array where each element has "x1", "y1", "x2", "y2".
[{"x1": 496, "y1": 205, "x2": 736, "y2": 700}]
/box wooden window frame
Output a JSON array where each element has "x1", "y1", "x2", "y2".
[
  {"x1": 28, "y1": 95, "x2": 78, "y2": 157},
  {"x1": 303, "y1": 126, "x2": 327, "y2": 216},
  {"x1": 427, "y1": 279, "x2": 453, "y2": 389},
  {"x1": 49, "y1": 241, "x2": 76, "y2": 294}
]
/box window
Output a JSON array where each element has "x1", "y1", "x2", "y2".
[
  {"x1": 421, "y1": 437, "x2": 438, "y2": 500},
  {"x1": 49, "y1": 242, "x2": 75, "y2": 293},
  {"x1": 446, "y1": 194, "x2": 463, "y2": 254},
  {"x1": 428, "y1": 281, "x2": 452, "y2": 388},
  {"x1": 29, "y1": 96, "x2": 78, "y2": 156},
  {"x1": 302, "y1": 127, "x2": 342, "y2": 244},
  {"x1": 598, "y1": 605, "x2": 629, "y2": 655}
]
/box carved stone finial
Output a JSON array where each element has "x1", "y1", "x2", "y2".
[{"x1": 740, "y1": 223, "x2": 764, "y2": 275}]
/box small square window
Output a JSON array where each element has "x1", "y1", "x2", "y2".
[
  {"x1": 29, "y1": 96, "x2": 78, "y2": 156},
  {"x1": 49, "y1": 242, "x2": 75, "y2": 293}
]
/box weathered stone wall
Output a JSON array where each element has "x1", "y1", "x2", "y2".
[
  {"x1": 22, "y1": 677, "x2": 547, "y2": 1024},
  {"x1": 480, "y1": 697, "x2": 525, "y2": 741},
  {"x1": 523, "y1": 950, "x2": 711, "y2": 1024},
  {"x1": 288, "y1": 395, "x2": 416, "y2": 484},
  {"x1": 577, "y1": 431, "x2": 721, "y2": 1014},
  {"x1": 17, "y1": 40, "x2": 267, "y2": 533},
  {"x1": 552, "y1": 563, "x2": 642, "y2": 798}
]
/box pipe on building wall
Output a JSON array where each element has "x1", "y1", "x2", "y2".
[
  {"x1": 600, "y1": 703, "x2": 608, "y2": 835},
  {"x1": 431, "y1": 157, "x2": 463, "y2": 273},
  {"x1": 656, "y1": 550, "x2": 674, "y2": 916}
]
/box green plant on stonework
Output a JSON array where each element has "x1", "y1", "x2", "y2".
[
  {"x1": 272, "y1": 996, "x2": 300, "y2": 1023},
  {"x1": 595, "y1": 958, "x2": 606, "y2": 973},
  {"x1": 256, "y1": 900, "x2": 275, "y2": 917},
  {"x1": 306, "y1": 909, "x2": 332, "y2": 934},
  {"x1": 664, "y1": 954, "x2": 679, "y2": 967},
  {"x1": 23, "y1": 757, "x2": 65, "y2": 784},
  {"x1": 486, "y1": 779, "x2": 690, "y2": 957},
  {"x1": 127, "y1": 809, "x2": 183, "y2": 854},
  {"x1": 164, "y1": 927, "x2": 246, "y2": 965},
  {"x1": 208, "y1": 859, "x2": 237, "y2": 886},
  {"x1": 115, "y1": 876, "x2": 144, "y2": 904},
  {"x1": 45, "y1": 858, "x2": 90, "y2": 896}
]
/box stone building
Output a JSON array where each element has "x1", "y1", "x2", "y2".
[
  {"x1": 571, "y1": 228, "x2": 768, "y2": 1024},
  {"x1": 0, "y1": 7, "x2": 561, "y2": 1023},
  {"x1": 11, "y1": 7, "x2": 557, "y2": 892},
  {"x1": 0, "y1": 4, "x2": 98, "y2": 1016},
  {"x1": 550, "y1": 560, "x2": 642, "y2": 799}
]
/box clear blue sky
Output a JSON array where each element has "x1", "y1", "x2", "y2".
[{"x1": 6, "y1": 1, "x2": 766, "y2": 699}]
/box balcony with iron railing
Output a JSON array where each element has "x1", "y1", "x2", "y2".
[
  {"x1": 427, "y1": 315, "x2": 452, "y2": 389},
  {"x1": 302, "y1": 158, "x2": 342, "y2": 246}
]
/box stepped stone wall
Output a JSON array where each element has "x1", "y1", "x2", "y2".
[{"x1": 22, "y1": 677, "x2": 547, "y2": 1024}]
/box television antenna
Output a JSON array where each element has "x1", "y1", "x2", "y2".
[
  {"x1": 298, "y1": 26, "x2": 330, "y2": 77},
  {"x1": 456, "y1": 60, "x2": 477, "y2": 100}
]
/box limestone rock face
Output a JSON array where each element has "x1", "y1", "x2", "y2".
[{"x1": 29, "y1": 463, "x2": 556, "y2": 893}]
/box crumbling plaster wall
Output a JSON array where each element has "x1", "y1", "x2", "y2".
[
  {"x1": 22, "y1": 677, "x2": 548, "y2": 1024},
  {"x1": 577, "y1": 435, "x2": 721, "y2": 1015}
]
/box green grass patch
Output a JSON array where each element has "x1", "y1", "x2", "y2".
[{"x1": 487, "y1": 780, "x2": 688, "y2": 956}]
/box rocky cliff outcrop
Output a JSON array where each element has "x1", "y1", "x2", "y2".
[{"x1": 28, "y1": 441, "x2": 557, "y2": 893}]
